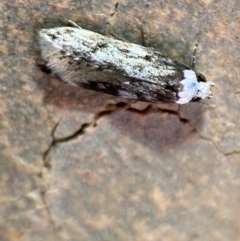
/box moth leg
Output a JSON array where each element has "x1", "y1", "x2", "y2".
[
  {"x1": 140, "y1": 26, "x2": 156, "y2": 57},
  {"x1": 67, "y1": 20, "x2": 82, "y2": 29},
  {"x1": 103, "y1": 27, "x2": 127, "y2": 41},
  {"x1": 191, "y1": 33, "x2": 202, "y2": 70},
  {"x1": 141, "y1": 26, "x2": 149, "y2": 47},
  {"x1": 200, "y1": 99, "x2": 216, "y2": 108}
]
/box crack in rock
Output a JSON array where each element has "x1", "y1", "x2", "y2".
[
  {"x1": 41, "y1": 103, "x2": 124, "y2": 172},
  {"x1": 224, "y1": 150, "x2": 240, "y2": 156},
  {"x1": 39, "y1": 188, "x2": 57, "y2": 228},
  {"x1": 38, "y1": 101, "x2": 199, "y2": 228},
  {"x1": 39, "y1": 120, "x2": 93, "y2": 230},
  {"x1": 198, "y1": 133, "x2": 229, "y2": 156},
  {"x1": 43, "y1": 123, "x2": 91, "y2": 168},
  {"x1": 200, "y1": 134, "x2": 240, "y2": 157},
  {"x1": 43, "y1": 120, "x2": 61, "y2": 169},
  {"x1": 42, "y1": 102, "x2": 196, "y2": 170},
  {"x1": 38, "y1": 100, "x2": 202, "y2": 229}
]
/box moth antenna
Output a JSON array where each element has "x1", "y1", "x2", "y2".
[
  {"x1": 106, "y1": 2, "x2": 120, "y2": 38},
  {"x1": 103, "y1": 27, "x2": 127, "y2": 41},
  {"x1": 67, "y1": 20, "x2": 82, "y2": 29},
  {"x1": 141, "y1": 26, "x2": 149, "y2": 47},
  {"x1": 191, "y1": 33, "x2": 202, "y2": 70}
]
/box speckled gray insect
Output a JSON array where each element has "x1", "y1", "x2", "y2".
[{"x1": 39, "y1": 24, "x2": 214, "y2": 104}]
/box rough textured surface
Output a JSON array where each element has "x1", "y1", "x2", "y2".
[{"x1": 1, "y1": 0, "x2": 240, "y2": 241}]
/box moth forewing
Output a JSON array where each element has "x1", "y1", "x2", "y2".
[{"x1": 39, "y1": 25, "x2": 213, "y2": 104}]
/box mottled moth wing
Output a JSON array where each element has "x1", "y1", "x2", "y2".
[{"x1": 39, "y1": 26, "x2": 213, "y2": 104}]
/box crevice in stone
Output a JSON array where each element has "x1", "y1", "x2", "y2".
[
  {"x1": 108, "y1": 102, "x2": 194, "y2": 135},
  {"x1": 128, "y1": 103, "x2": 178, "y2": 115},
  {"x1": 199, "y1": 134, "x2": 226, "y2": 156},
  {"x1": 41, "y1": 105, "x2": 122, "y2": 165},
  {"x1": 119, "y1": 102, "x2": 192, "y2": 130},
  {"x1": 37, "y1": 101, "x2": 200, "y2": 227},
  {"x1": 42, "y1": 119, "x2": 62, "y2": 169},
  {"x1": 39, "y1": 187, "x2": 58, "y2": 229},
  {"x1": 93, "y1": 101, "x2": 128, "y2": 127},
  {"x1": 201, "y1": 134, "x2": 240, "y2": 157},
  {"x1": 39, "y1": 118, "x2": 94, "y2": 229},
  {"x1": 42, "y1": 102, "x2": 197, "y2": 166},
  {"x1": 224, "y1": 150, "x2": 240, "y2": 156},
  {"x1": 38, "y1": 120, "x2": 61, "y2": 229},
  {"x1": 41, "y1": 122, "x2": 92, "y2": 174},
  {"x1": 38, "y1": 118, "x2": 95, "y2": 230},
  {"x1": 53, "y1": 123, "x2": 91, "y2": 143}
]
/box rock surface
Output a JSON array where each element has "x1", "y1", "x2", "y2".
[{"x1": 1, "y1": 0, "x2": 240, "y2": 240}]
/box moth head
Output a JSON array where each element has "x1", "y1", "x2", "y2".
[
  {"x1": 176, "y1": 70, "x2": 214, "y2": 104},
  {"x1": 195, "y1": 72, "x2": 214, "y2": 100}
]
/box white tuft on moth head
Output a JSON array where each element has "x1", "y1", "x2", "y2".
[
  {"x1": 176, "y1": 70, "x2": 212, "y2": 104},
  {"x1": 196, "y1": 81, "x2": 213, "y2": 100}
]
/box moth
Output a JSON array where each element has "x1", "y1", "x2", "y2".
[{"x1": 39, "y1": 22, "x2": 214, "y2": 104}]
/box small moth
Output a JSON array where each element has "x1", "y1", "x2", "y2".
[{"x1": 39, "y1": 22, "x2": 214, "y2": 104}]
